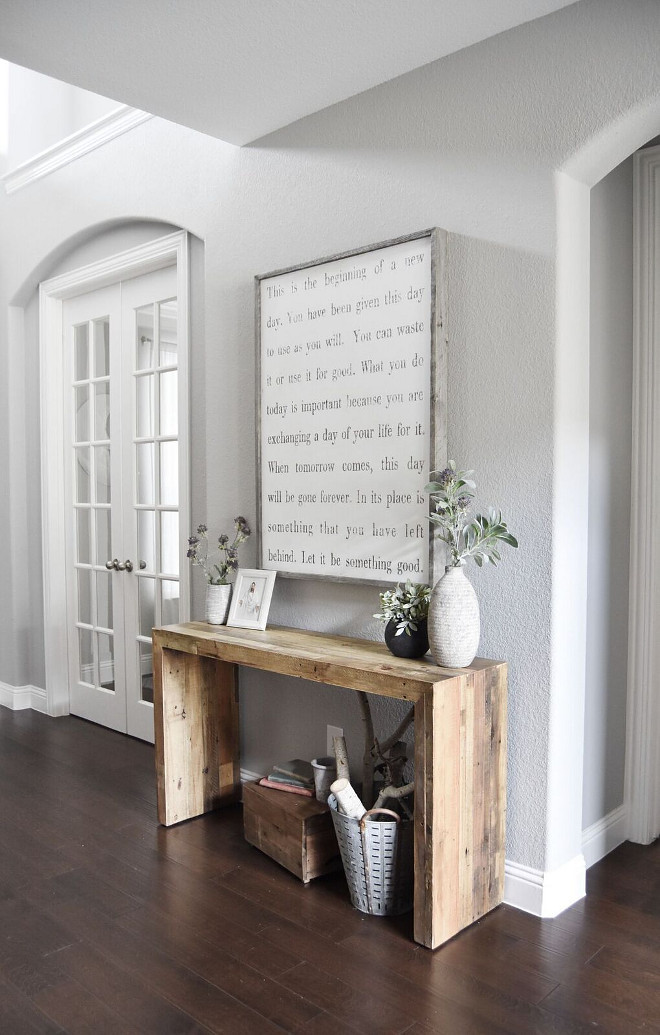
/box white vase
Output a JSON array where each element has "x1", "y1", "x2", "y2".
[
  {"x1": 205, "y1": 583, "x2": 232, "y2": 625},
  {"x1": 428, "y1": 566, "x2": 480, "y2": 668}
]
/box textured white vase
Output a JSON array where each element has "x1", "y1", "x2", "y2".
[
  {"x1": 428, "y1": 566, "x2": 480, "y2": 668},
  {"x1": 205, "y1": 583, "x2": 232, "y2": 625}
]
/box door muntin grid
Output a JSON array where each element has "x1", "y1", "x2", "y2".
[
  {"x1": 134, "y1": 298, "x2": 179, "y2": 704},
  {"x1": 72, "y1": 316, "x2": 116, "y2": 694}
]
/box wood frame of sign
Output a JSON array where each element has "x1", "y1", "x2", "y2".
[{"x1": 256, "y1": 228, "x2": 447, "y2": 586}]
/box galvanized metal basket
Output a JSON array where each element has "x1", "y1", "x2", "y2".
[{"x1": 328, "y1": 795, "x2": 414, "y2": 916}]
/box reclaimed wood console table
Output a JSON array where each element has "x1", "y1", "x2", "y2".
[{"x1": 152, "y1": 622, "x2": 507, "y2": 950}]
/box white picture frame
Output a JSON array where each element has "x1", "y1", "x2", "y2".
[
  {"x1": 256, "y1": 228, "x2": 448, "y2": 586},
  {"x1": 227, "y1": 568, "x2": 277, "y2": 630}
]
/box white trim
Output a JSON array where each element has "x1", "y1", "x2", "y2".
[
  {"x1": 504, "y1": 854, "x2": 586, "y2": 918},
  {"x1": 581, "y1": 804, "x2": 628, "y2": 869},
  {"x1": 0, "y1": 682, "x2": 48, "y2": 713},
  {"x1": 40, "y1": 231, "x2": 190, "y2": 721},
  {"x1": 41, "y1": 230, "x2": 188, "y2": 300},
  {"x1": 2, "y1": 106, "x2": 153, "y2": 195},
  {"x1": 626, "y1": 145, "x2": 660, "y2": 844}
]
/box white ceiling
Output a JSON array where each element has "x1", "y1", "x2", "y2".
[{"x1": 0, "y1": 0, "x2": 577, "y2": 145}]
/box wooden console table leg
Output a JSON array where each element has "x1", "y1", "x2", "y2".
[
  {"x1": 153, "y1": 645, "x2": 240, "y2": 826},
  {"x1": 413, "y1": 665, "x2": 507, "y2": 949}
]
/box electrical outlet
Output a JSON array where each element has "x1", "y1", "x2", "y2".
[{"x1": 327, "y1": 724, "x2": 344, "y2": 756}]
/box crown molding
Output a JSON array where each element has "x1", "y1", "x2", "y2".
[{"x1": 2, "y1": 105, "x2": 153, "y2": 195}]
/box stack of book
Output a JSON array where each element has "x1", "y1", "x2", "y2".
[{"x1": 259, "y1": 759, "x2": 315, "y2": 797}]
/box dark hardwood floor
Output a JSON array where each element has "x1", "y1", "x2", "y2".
[{"x1": 1, "y1": 710, "x2": 659, "y2": 1034}]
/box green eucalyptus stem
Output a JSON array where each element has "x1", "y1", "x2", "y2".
[{"x1": 426, "y1": 462, "x2": 518, "y2": 570}]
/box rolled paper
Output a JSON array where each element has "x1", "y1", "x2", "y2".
[
  {"x1": 330, "y1": 777, "x2": 366, "y2": 820},
  {"x1": 332, "y1": 735, "x2": 350, "y2": 782}
]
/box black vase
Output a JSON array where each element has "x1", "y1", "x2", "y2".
[{"x1": 384, "y1": 618, "x2": 429, "y2": 659}]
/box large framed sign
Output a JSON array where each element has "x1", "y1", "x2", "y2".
[{"x1": 256, "y1": 228, "x2": 447, "y2": 585}]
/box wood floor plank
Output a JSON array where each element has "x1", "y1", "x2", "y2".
[
  {"x1": 0, "y1": 971, "x2": 64, "y2": 1034},
  {"x1": 51, "y1": 941, "x2": 211, "y2": 1034},
  {"x1": 3, "y1": 709, "x2": 660, "y2": 1035},
  {"x1": 217, "y1": 862, "x2": 367, "y2": 942},
  {"x1": 33, "y1": 976, "x2": 147, "y2": 1035},
  {"x1": 116, "y1": 904, "x2": 321, "y2": 1030},
  {"x1": 19, "y1": 892, "x2": 286, "y2": 1035}
]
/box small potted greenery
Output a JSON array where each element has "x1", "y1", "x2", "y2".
[
  {"x1": 425, "y1": 462, "x2": 517, "y2": 666},
  {"x1": 374, "y1": 580, "x2": 431, "y2": 659},
  {"x1": 187, "y1": 516, "x2": 251, "y2": 624}
]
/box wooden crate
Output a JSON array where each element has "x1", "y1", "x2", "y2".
[{"x1": 243, "y1": 781, "x2": 341, "y2": 883}]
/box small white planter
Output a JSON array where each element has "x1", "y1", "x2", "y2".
[
  {"x1": 205, "y1": 583, "x2": 232, "y2": 625},
  {"x1": 428, "y1": 566, "x2": 480, "y2": 668},
  {"x1": 311, "y1": 757, "x2": 337, "y2": 803}
]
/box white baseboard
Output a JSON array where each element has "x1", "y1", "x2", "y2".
[
  {"x1": 581, "y1": 804, "x2": 628, "y2": 869},
  {"x1": 504, "y1": 853, "x2": 586, "y2": 917},
  {"x1": 0, "y1": 681, "x2": 48, "y2": 713}
]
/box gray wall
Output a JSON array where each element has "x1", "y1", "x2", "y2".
[
  {"x1": 4, "y1": 0, "x2": 660, "y2": 879},
  {"x1": 583, "y1": 157, "x2": 633, "y2": 828}
]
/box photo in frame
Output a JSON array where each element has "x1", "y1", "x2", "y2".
[
  {"x1": 256, "y1": 228, "x2": 447, "y2": 586},
  {"x1": 227, "y1": 568, "x2": 277, "y2": 630}
]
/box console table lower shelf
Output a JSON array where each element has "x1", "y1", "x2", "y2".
[{"x1": 152, "y1": 622, "x2": 507, "y2": 950}]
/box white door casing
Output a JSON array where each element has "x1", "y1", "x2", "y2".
[
  {"x1": 40, "y1": 231, "x2": 190, "y2": 728},
  {"x1": 626, "y1": 146, "x2": 660, "y2": 842}
]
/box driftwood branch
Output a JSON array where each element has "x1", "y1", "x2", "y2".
[
  {"x1": 356, "y1": 692, "x2": 415, "y2": 812},
  {"x1": 356, "y1": 691, "x2": 376, "y2": 807},
  {"x1": 374, "y1": 781, "x2": 415, "y2": 817},
  {"x1": 377, "y1": 740, "x2": 407, "y2": 790},
  {"x1": 379, "y1": 705, "x2": 415, "y2": 755},
  {"x1": 333, "y1": 735, "x2": 350, "y2": 781}
]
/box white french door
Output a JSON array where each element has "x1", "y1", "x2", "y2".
[{"x1": 62, "y1": 265, "x2": 185, "y2": 741}]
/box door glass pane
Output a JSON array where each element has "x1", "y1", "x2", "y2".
[
  {"x1": 78, "y1": 628, "x2": 94, "y2": 684},
  {"x1": 74, "y1": 324, "x2": 89, "y2": 381},
  {"x1": 160, "y1": 442, "x2": 178, "y2": 506},
  {"x1": 74, "y1": 386, "x2": 89, "y2": 442},
  {"x1": 75, "y1": 448, "x2": 90, "y2": 503},
  {"x1": 94, "y1": 445, "x2": 111, "y2": 503},
  {"x1": 159, "y1": 370, "x2": 178, "y2": 436},
  {"x1": 98, "y1": 633, "x2": 115, "y2": 692},
  {"x1": 136, "y1": 305, "x2": 154, "y2": 370},
  {"x1": 93, "y1": 318, "x2": 110, "y2": 377},
  {"x1": 94, "y1": 382, "x2": 110, "y2": 441},
  {"x1": 136, "y1": 443, "x2": 154, "y2": 505},
  {"x1": 138, "y1": 641, "x2": 153, "y2": 703},
  {"x1": 141, "y1": 669, "x2": 154, "y2": 705},
  {"x1": 95, "y1": 508, "x2": 111, "y2": 567},
  {"x1": 161, "y1": 580, "x2": 180, "y2": 625},
  {"x1": 160, "y1": 512, "x2": 179, "y2": 575},
  {"x1": 139, "y1": 578, "x2": 155, "y2": 637},
  {"x1": 159, "y1": 300, "x2": 178, "y2": 366},
  {"x1": 77, "y1": 569, "x2": 92, "y2": 624},
  {"x1": 76, "y1": 509, "x2": 91, "y2": 565},
  {"x1": 96, "y1": 571, "x2": 113, "y2": 630},
  {"x1": 137, "y1": 510, "x2": 156, "y2": 572},
  {"x1": 136, "y1": 374, "x2": 154, "y2": 438}
]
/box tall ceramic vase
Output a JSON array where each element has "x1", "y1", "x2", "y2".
[
  {"x1": 205, "y1": 583, "x2": 232, "y2": 625},
  {"x1": 428, "y1": 566, "x2": 480, "y2": 668}
]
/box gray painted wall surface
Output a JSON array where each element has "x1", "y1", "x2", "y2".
[
  {"x1": 3, "y1": 0, "x2": 660, "y2": 877},
  {"x1": 583, "y1": 159, "x2": 633, "y2": 829}
]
